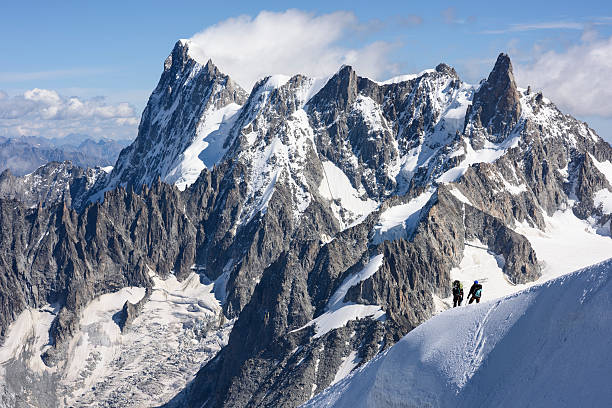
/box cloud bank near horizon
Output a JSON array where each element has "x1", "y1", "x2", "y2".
[
  {"x1": 515, "y1": 34, "x2": 612, "y2": 120},
  {"x1": 0, "y1": 88, "x2": 139, "y2": 140},
  {"x1": 186, "y1": 9, "x2": 401, "y2": 90}
]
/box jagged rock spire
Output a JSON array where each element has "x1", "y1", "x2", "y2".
[
  {"x1": 465, "y1": 53, "x2": 522, "y2": 142},
  {"x1": 89, "y1": 40, "x2": 248, "y2": 196},
  {"x1": 309, "y1": 65, "x2": 358, "y2": 113}
]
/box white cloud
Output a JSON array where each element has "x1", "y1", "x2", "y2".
[
  {"x1": 186, "y1": 9, "x2": 399, "y2": 90},
  {"x1": 483, "y1": 21, "x2": 584, "y2": 34},
  {"x1": 515, "y1": 35, "x2": 612, "y2": 117},
  {"x1": 0, "y1": 89, "x2": 139, "y2": 139}
]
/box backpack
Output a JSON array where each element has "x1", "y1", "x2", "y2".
[
  {"x1": 452, "y1": 280, "x2": 462, "y2": 296},
  {"x1": 474, "y1": 287, "x2": 482, "y2": 298}
]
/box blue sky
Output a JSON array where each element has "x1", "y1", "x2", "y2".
[{"x1": 1, "y1": 0, "x2": 612, "y2": 141}]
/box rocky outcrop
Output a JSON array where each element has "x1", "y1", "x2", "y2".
[
  {"x1": 93, "y1": 40, "x2": 248, "y2": 196},
  {"x1": 465, "y1": 53, "x2": 522, "y2": 144},
  {"x1": 114, "y1": 287, "x2": 152, "y2": 332},
  {"x1": 0, "y1": 161, "x2": 106, "y2": 209},
  {"x1": 0, "y1": 181, "x2": 198, "y2": 357}
]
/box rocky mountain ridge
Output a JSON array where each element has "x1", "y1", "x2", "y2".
[
  {"x1": 0, "y1": 41, "x2": 611, "y2": 408},
  {"x1": 0, "y1": 161, "x2": 109, "y2": 209}
]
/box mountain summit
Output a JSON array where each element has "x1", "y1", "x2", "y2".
[
  {"x1": 465, "y1": 53, "x2": 522, "y2": 143},
  {"x1": 0, "y1": 45, "x2": 611, "y2": 408},
  {"x1": 95, "y1": 40, "x2": 248, "y2": 197}
]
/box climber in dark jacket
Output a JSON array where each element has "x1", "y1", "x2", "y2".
[
  {"x1": 468, "y1": 280, "x2": 483, "y2": 304},
  {"x1": 452, "y1": 280, "x2": 463, "y2": 307}
]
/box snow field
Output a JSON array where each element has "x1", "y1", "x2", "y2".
[
  {"x1": 0, "y1": 304, "x2": 59, "y2": 374},
  {"x1": 514, "y1": 209, "x2": 612, "y2": 278},
  {"x1": 441, "y1": 209, "x2": 612, "y2": 309},
  {"x1": 371, "y1": 190, "x2": 434, "y2": 245},
  {"x1": 166, "y1": 102, "x2": 242, "y2": 191},
  {"x1": 593, "y1": 189, "x2": 612, "y2": 213},
  {"x1": 437, "y1": 135, "x2": 520, "y2": 183},
  {"x1": 304, "y1": 258, "x2": 612, "y2": 408},
  {"x1": 65, "y1": 271, "x2": 229, "y2": 407},
  {"x1": 0, "y1": 271, "x2": 232, "y2": 407},
  {"x1": 590, "y1": 154, "x2": 612, "y2": 185},
  {"x1": 318, "y1": 160, "x2": 378, "y2": 230}
]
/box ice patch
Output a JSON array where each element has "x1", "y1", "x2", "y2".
[
  {"x1": 0, "y1": 304, "x2": 59, "y2": 373},
  {"x1": 376, "y1": 69, "x2": 436, "y2": 85},
  {"x1": 319, "y1": 160, "x2": 378, "y2": 230},
  {"x1": 63, "y1": 272, "x2": 230, "y2": 406},
  {"x1": 352, "y1": 95, "x2": 387, "y2": 134},
  {"x1": 448, "y1": 187, "x2": 472, "y2": 205},
  {"x1": 331, "y1": 350, "x2": 362, "y2": 386},
  {"x1": 514, "y1": 209, "x2": 612, "y2": 277},
  {"x1": 590, "y1": 154, "x2": 612, "y2": 185},
  {"x1": 299, "y1": 75, "x2": 332, "y2": 107},
  {"x1": 437, "y1": 136, "x2": 520, "y2": 183},
  {"x1": 293, "y1": 255, "x2": 386, "y2": 338},
  {"x1": 0, "y1": 272, "x2": 233, "y2": 407},
  {"x1": 371, "y1": 190, "x2": 434, "y2": 244},
  {"x1": 594, "y1": 188, "x2": 612, "y2": 214},
  {"x1": 165, "y1": 103, "x2": 241, "y2": 191}
]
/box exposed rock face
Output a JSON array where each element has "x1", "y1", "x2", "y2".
[
  {"x1": 0, "y1": 161, "x2": 107, "y2": 208},
  {"x1": 1, "y1": 47, "x2": 612, "y2": 408},
  {"x1": 114, "y1": 287, "x2": 151, "y2": 332},
  {"x1": 465, "y1": 53, "x2": 522, "y2": 144},
  {"x1": 94, "y1": 40, "x2": 248, "y2": 196},
  {"x1": 174, "y1": 53, "x2": 611, "y2": 408},
  {"x1": 0, "y1": 181, "x2": 197, "y2": 356}
]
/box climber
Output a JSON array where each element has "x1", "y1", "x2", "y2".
[
  {"x1": 452, "y1": 280, "x2": 463, "y2": 307},
  {"x1": 468, "y1": 280, "x2": 483, "y2": 304}
]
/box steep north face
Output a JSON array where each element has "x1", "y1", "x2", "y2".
[{"x1": 0, "y1": 42, "x2": 611, "y2": 408}]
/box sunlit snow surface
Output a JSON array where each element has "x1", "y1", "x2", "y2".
[
  {"x1": 371, "y1": 190, "x2": 434, "y2": 244},
  {"x1": 165, "y1": 103, "x2": 242, "y2": 191},
  {"x1": 590, "y1": 154, "x2": 612, "y2": 184},
  {"x1": 0, "y1": 272, "x2": 232, "y2": 408},
  {"x1": 293, "y1": 255, "x2": 386, "y2": 339},
  {"x1": 437, "y1": 135, "x2": 520, "y2": 183},
  {"x1": 436, "y1": 209, "x2": 612, "y2": 308},
  {"x1": 304, "y1": 258, "x2": 612, "y2": 408},
  {"x1": 318, "y1": 160, "x2": 379, "y2": 230}
]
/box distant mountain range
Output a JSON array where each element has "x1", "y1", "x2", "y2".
[{"x1": 0, "y1": 135, "x2": 130, "y2": 176}]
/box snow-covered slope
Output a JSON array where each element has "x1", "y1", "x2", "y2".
[
  {"x1": 0, "y1": 270, "x2": 232, "y2": 408},
  {"x1": 4, "y1": 43, "x2": 612, "y2": 408},
  {"x1": 91, "y1": 40, "x2": 248, "y2": 199},
  {"x1": 304, "y1": 258, "x2": 612, "y2": 408},
  {"x1": 434, "y1": 208, "x2": 612, "y2": 308}
]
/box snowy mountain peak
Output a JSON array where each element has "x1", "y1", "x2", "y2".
[
  {"x1": 434, "y1": 62, "x2": 458, "y2": 78},
  {"x1": 90, "y1": 40, "x2": 248, "y2": 195},
  {"x1": 164, "y1": 39, "x2": 197, "y2": 72},
  {"x1": 165, "y1": 40, "x2": 226, "y2": 82},
  {"x1": 3, "y1": 41, "x2": 612, "y2": 408}
]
